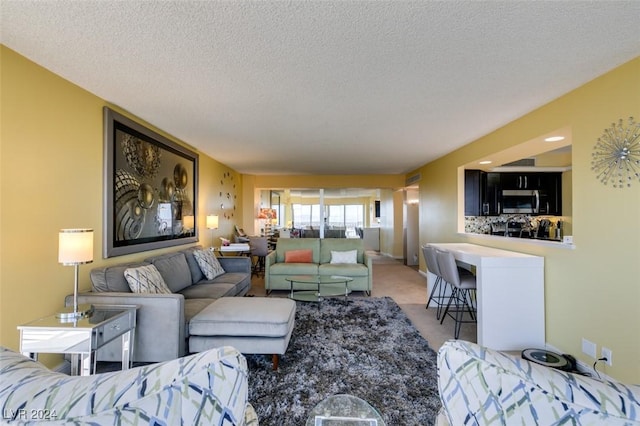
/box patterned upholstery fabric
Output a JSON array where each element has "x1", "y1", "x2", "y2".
[
  {"x1": 123, "y1": 264, "x2": 172, "y2": 294},
  {"x1": 194, "y1": 248, "x2": 226, "y2": 280},
  {"x1": 437, "y1": 340, "x2": 640, "y2": 425},
  {"x1": 0, "y1": 346, "x2": 258, "y2": 425}
]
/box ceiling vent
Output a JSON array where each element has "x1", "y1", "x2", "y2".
[{"x1": 405, "y1": 173, "x2": 421, "y2": 186}]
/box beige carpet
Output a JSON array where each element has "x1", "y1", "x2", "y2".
[{"x1": 249, "y1": 253, "x2": 476, "y2": 351}]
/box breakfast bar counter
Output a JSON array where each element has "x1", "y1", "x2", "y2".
[{"x1": 428, "y1": 243, "x2": 544, "y2": 351}]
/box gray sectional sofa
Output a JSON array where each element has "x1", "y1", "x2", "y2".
[
  {"x1": 68, "y1": 246, "x2": 251, "y2": 363},
  {"x1": 265, "y1": 238, "x2": 372, "y2": 294}
]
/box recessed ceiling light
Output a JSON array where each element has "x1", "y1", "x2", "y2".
[
  {"x1": 544, "y1": 136, "x2": 565, "y2": 142},
  {"x1": 479, "y1": 160, "x2": 492, "y2": 165}
]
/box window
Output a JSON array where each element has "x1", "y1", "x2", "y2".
[
  {"x1": 294, "y1": 204, "x2": 364, "y2": 231},
  {"x1": 327, "y1": 205, "x2": 344, "y2": 228},
  {"x1": 271, "y1": 188, "x2": 377, "y2": 235},
  {"x1": 326, "y1": 204, "x2": 364, "y2": 235},
  {"x1": 292, "y1": 204, "x2": 320, "y2": 228}
]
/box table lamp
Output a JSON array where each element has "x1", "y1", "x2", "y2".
[
  {"x1": 57, "y1": 228, "x2": 94, "y2": 321},
  {"x1": 206, "y1": 214, "x2": 219, "y2": 247}
]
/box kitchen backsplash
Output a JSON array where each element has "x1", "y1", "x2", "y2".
[{"x1": 465, "y1": 214, "x2": 563, "y2": 235}]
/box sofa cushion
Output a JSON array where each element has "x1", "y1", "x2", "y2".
[
  {"x1": 180, "y1": 283, "x2": 237, "y2": 299},
  {"x1": 320, "y1": 238, "x2": 364, "y2": 264},
  {"x1": 193, "y1": 249, "x2": 226, "y2": 280},
  {"x1": 181, "y1": 246, "x2": 206, "y2": 283},
  {"x1": 146, "y1": 252, "x2": 193, "y2": 293},
  {"x1": 285, "y1": 249, "x2": 313, "y2": 263},
  {"x1": 207, "y1": 272, "x2": 251, "y2": 297},
  {"x1": 90, "y1": 262, "x2": 150, "y2": 293},
  {"x1": 276, "y1": 238, "x2": 320, "y2": 263},
  {"x1": 184, "y1": 298, "x2": 217, "y2": 329},
  {"x1": 330, "y1": 249, "x2": 358, "y2": 264},
  {"x1": 124, "y1": 265, "x2": 172, "y2": 294},
  {"x1": 270, "y1": 262, "x2": 320, "y2": 276},
  {"x1": 319, "y1": 263, "x2": 369, "y2": 277},
  {"x1": 184, "y1": 298, "x2": 217, "y2": 340},
  {"x1": 189, "y1": 297, "x2": 296, "y2": 338}
]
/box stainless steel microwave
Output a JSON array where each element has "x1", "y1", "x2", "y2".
[{"x1": 501, "y1": 189, "x2": 549, "y2": 214}]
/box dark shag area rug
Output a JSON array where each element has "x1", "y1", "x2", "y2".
[{"x1": 245, "y1": 297, "x2": 441, "y2": 425}]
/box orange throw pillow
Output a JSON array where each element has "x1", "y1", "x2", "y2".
[{"x1": 285, "y1": 249, "x2": 313, "y2": 263}]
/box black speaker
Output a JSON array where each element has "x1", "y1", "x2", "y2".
[{"x1": 374, "y1": 200, "x2": 380, "y2": 218}]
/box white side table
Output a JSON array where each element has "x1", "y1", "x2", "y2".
[
  {"x1": 216, "y1": 243, "x2": 251, "y2": 256},
  {"x1": 18, "y1": 304, "x2": 138, "y2": 376}
]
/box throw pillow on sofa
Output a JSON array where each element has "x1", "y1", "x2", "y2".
[
  {"x1": 285, "y1": 249, "x2": 313, "y2": 263},
  {"x1": 124, "y1": 264, "x2": 172, "y2": 294},
  {"x1": 330, "y1": 250, "x2": 358, "y2": 264},
  {"x1": 194, "y1": 248, "x2": 226, "y2": 280}
]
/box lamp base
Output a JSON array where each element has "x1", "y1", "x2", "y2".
[{"x1": 56, "y1": 304, "x2": 94, "y2": 322}]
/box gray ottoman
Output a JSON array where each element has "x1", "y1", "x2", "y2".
[{"x1": 189, "y1": 297, "x2": 296, "y2": 370}]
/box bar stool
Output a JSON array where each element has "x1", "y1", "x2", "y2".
[
  {"x1": 421, "y1": 245, "x2": 450, "y2": 320},
  {"x1": 249, "y1": 236, "x2": 269, "y2": 277},
  {"x1": 437, "y1": 249, "x2": 477, "y2": 339}
]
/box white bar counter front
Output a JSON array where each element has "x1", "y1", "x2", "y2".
[{"x1": 428, "y1": 243, "x2": 544, "y2": 351}]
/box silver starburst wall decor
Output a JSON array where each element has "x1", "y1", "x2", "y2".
[{"x1": 591, "y1": 116, "x2": 640, "y2": 188}]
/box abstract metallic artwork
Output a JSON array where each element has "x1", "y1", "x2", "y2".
[
  {"x1": 104, "y1": 107, "x2": 198, "y2": 257},
  {"x1": 591, "y1": 116, "x2": 640, "y2": 188}
]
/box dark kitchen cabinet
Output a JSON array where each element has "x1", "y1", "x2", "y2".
[
  {"x1": 483, "y1": 172, "x2": 501, "y2": 215},
  {"x1": 541, "y1": 173, "x2": 562, "y2": 215},
  {"x1": 465, "y1": 170, "x2": 482, "y2": 216},
  {"x1": 466, "y1": 170, "x2": 562, "y2": 216},
  {"x1": 501, "y1": 173, "x2": 544, "y2": 190},
  {"x1": 465, "y1": 170, "x2": 500, "y2": 216}
]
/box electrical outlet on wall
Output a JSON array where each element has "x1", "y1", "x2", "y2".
[
  {"x1": 601, "y1": 347, "x2": 613, "y2": 366},
  {"x1": 582, "y1": 338, "x2": 597, "y2": 358}
]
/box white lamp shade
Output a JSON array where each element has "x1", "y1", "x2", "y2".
[
  {"x1": 59, "y1": 229, "x2": 94, "y2": 265},
  {"x1": 183, "y1": 215, "x2": 195, "y2": 229},
  {"x1": 206, "y1": 215, "x2": 219, "y2": 229}
]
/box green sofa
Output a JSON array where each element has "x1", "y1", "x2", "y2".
[{"x1": 265, "y1": 238, "x2": 372, "y2": 295}]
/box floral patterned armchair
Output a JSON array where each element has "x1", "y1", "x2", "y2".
[
  {"x1": 0, "y1": 346, "x2": 258, "y2": 425},
  {"x1": 437, "y1": 340, "x2": 640, "y2": 425}
]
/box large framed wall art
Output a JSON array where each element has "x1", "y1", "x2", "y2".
[{"x1": 103, "y1": 107, "x2": 199, "y2": 257}]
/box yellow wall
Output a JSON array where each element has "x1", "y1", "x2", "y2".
[
  {"x1": 0, "y1": 46, "x2": 242, "y2": 365},
  {"x1": 415, "y1": 57, "x2": 640, "y2": 381}
]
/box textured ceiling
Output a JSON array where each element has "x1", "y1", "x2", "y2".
[{"x1": 2, "y1": 1, "x2": 639, "y2": 176}]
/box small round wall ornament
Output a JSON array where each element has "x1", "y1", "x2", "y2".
[{"x1": 591, "y1": 116, "x2": 640, "y2": 188}]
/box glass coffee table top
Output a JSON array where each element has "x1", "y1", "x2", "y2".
[
  {"x1": 306, "y1": 394, "x2": 386, "y2": 426},
  {"x1": 285, "y1": 275, "x2": 353, "y2": 302}
]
